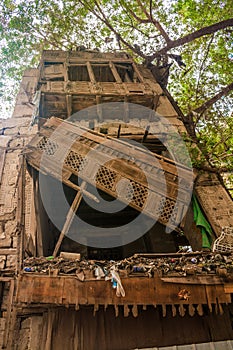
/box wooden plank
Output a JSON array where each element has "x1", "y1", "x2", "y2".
[
  {"x1": 109, "y1": 62, "x2": 122, "y2": 83},
  {"x1": 16, "y1": 274, "x2": 230, "y2": 308},
  {"x1": 0, "y1": 249, "x2": 17, "y2": 255},
  {"x1": 66, "y1": 94, "x2": 72, "y2": 117},
  {"x1": 25, "y1": 117, "x2": 193, "y2": 228},
  {"x1": 17, "y1": 156, "x2": 26, "y2": 273},
  {"x1": 195, "y1": 173, "x2": 233, "y2": 237},
  {"x1": 52, "y1": 182, "x2": 86, "y2": 257},
  {"x1": 31, "y1": 117, "x2": 193, "y2": 182},
  {"x1": 86, "y1": 62, "x2": 96, "y2": 83},
  {"x1": 161, "y1": 276, "x2": 224, "y2": 285},
  {"x1": 224, "y1": 283, "x2": 233, "y2": 293}
]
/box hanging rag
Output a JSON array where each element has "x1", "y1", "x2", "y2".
[
  {"x1": 108, "y1": 266, "x2": 125, "y2": 297},
  {"x1": 192, "y1": 195, "x2": 212, "y2": 249}
]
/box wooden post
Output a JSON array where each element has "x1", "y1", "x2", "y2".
[
  {"x1": 52, "y1": 181, "x2": 86, "y2": 257},
  {"x1": 66, "y1": 94, "x2": 72, "y2": 117},
  {"x1": 117, "y1": 124, "x2": 121, "y2": 139},
  {"x1": 86, "y1": 62, "x2": 96, "y2": 83},
  {"x1": 142, "y1": 125, "x2": 150, "y2": 143},
  {"x1": 109, "y1": 62, "x2": 122, "y2": 83},
  {"x1": 16, "y1": 156, "x2": 26, "y2": 273}
]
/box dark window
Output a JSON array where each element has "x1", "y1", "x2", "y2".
[
  {"x1": 115, "y1": 63, "x2": 139, "y2": 82},
  {"x1": 92, "y1": 64, "x2": 115, "y2": 82},
  {"x1": 68, "y1": 66, "x2": 90, "y2": 81}
]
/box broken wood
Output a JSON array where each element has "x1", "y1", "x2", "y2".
[{"x1": 52, "y1": 181, "x2": 86, "y2": 257}]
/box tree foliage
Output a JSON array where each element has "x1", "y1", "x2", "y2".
[{"x1": 0, "y1": 0, "x2": 232, "y2": 181}]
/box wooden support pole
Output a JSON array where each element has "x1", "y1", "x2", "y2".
[
  {"x1": 109, "y1": 62, "x2": 122, "y2": 83},
  {"x1": 86, "y1": 62, "x2": 96, "y2": 83},
  {"x1": 117, "y1": 124, "x2": 121, "y2": 139},
  {"x1": 142, "y1": 125, "x2": 150, "y2": 143},
  {"x1": 132, "y1": 62, "x2": 144, "y2": 83},
  {"x1": 16, "y1": 155, "x2": 26, "y2": 273},
  {"x1": 66, "y1": 94, "x2": 72, "y2": 117},
  {"x1": 52, "y1": 181, "x2": 86, "y2": 257}
]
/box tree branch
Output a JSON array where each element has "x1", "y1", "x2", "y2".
[
  {"x1": 194, "y1": 82, "x2": 233, "y2": 115},
  {"x1": 135, "y1": 0, "x2": 171, "y2": 43},
  {"x1": 148, "y1": 18, "x2": 233, "y2": 61},
  {"x1": 195, "y1": 164, "x2": 233, "y2": 173},
  {"x1": 119, "y1": 0, "x2": 151, "y2": 24},
  {"x1": 78, "y1": 0, "x2": 147, "y2": 58},
  {"x1": 195, "y1": 34, "x2": 215, "y2": 101}
]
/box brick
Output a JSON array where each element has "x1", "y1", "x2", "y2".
[
  {"x1": 6, "y1": 254, "x2": 17, "y2": 268},
  {"x1": 12, "y1": 236, "x2": 18, "y2": 248},
  {"x1": 0, "y1": 232, "x2": 6, "y2": 240},
  {"x1": 0, "y1": 237, "x2": 12, "y2": 248},
  {"x1": 0, "y1": 255, "x2": 6, "y2": 269},
  {"x1": 4, "y1": 221, "x2": 17, "y2": 235},
  {"x1": 21, "y1": 317, "x2": 32, "y2": 329},
  {"x1": 0, "y1": 318, "x2": 6, "y2": 331}
]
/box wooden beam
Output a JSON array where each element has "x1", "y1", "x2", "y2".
[
  {"x1": 65, "y1": 179, "x2": 99, "y2": 203},
  {"x1": 52, "y1": 181, "x2": 86, "y2": 257},
  {"x1": 33, "y1": 172, "x2": 44, "y2": 257},
  {"x1": 66, "y1": 94, "x2": 72, "y2": 117},
  {"x1": 16, "y1": 274, "x2": 231, "y2": 308},
  {"x1": 117, "y1": 124, "x2": 121, "y2": 139},
  {"x1": 132, "y1": 62, "x2": 144, "y2": 83},
  {"x1": 63, "y1": 62, "x2": 68, "y2": 82},
  {"x1": 17, "y1": 156, "x2": 26, "y2": 273},
  {"x1": 86, "y1": 62, "x2": 96, "y2": 83},
  {"x1": 142, "y1": 125, "x2": 150, "y2": 143},
  {"x1": 109, "y1": 62, "x2": 122, "y2": 83}
]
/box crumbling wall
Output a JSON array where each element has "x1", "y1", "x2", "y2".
[{"x1": 0, "y1": 69, "x2": 38, "y2": 349}]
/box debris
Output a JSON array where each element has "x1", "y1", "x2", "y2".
[
  {"x1": 60, "y1": 252, "x2": 81, "y2": 260},
  {"x1": 23, "y1": 252, "x2": 233, "y2": 285},
  {"x1": 178, "y1": 289, "x2": 190, "y2": 300}
]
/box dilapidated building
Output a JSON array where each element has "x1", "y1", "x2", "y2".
[{"x1": 0, "y1": 50, "x2": 233, "y2": 349}]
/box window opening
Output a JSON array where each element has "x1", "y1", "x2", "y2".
[
  {"x1": 115, "y1": 63, "x2": 139, "y2": 83},
  {"x1": 68, "y1": 65, "x2": 90, "y2": 81},
  {"x1": 91, "y1": 63, "x2": 115, "y2": 82}
]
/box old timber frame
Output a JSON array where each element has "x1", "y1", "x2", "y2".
[{"x1": 0, "y1": 50, "x2": 232, "y2": 350}]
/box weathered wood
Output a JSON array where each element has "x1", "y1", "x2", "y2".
[
  {"x1": 86, "y1": 62, "x2": 96, "y2": 83},
  {"x1": 195, "y1": 173, "x2": 233, "y2": 236},
  {"x1": 52, "y1": 182, "x2": 86, "y2": 257},
  {"x1": 16, "y1": 274, "x2": 231, "y2": 309},
  {"x1": 66, "y1": 94, "x2": 72, "y2": 117},
  {"x1": 25, "y1": 117, "x2": 193, "y2": 230},
  {"x1": 17, "y1": 156, "x2": 26, "y2": 273},
  {"x1": 109, "y1": 62, "x2": 122, "y2": 83},
  {"x1": 33, "y1": 174, "x2": 44, "y2": 256},
  {"x1": 161, "y1": 276, "x2": 224, "y2": 285},
  {"x1": 224, "y1": 283, "x2": 233, "y2": 293}
]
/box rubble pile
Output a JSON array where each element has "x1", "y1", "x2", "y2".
[{"x1": 23, "y1": 253, "x2": 233, "y2": 280}]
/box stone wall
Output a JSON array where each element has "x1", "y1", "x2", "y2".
[{"x1": 0, "y1": 69, "x2": 38, "y2": 349}]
